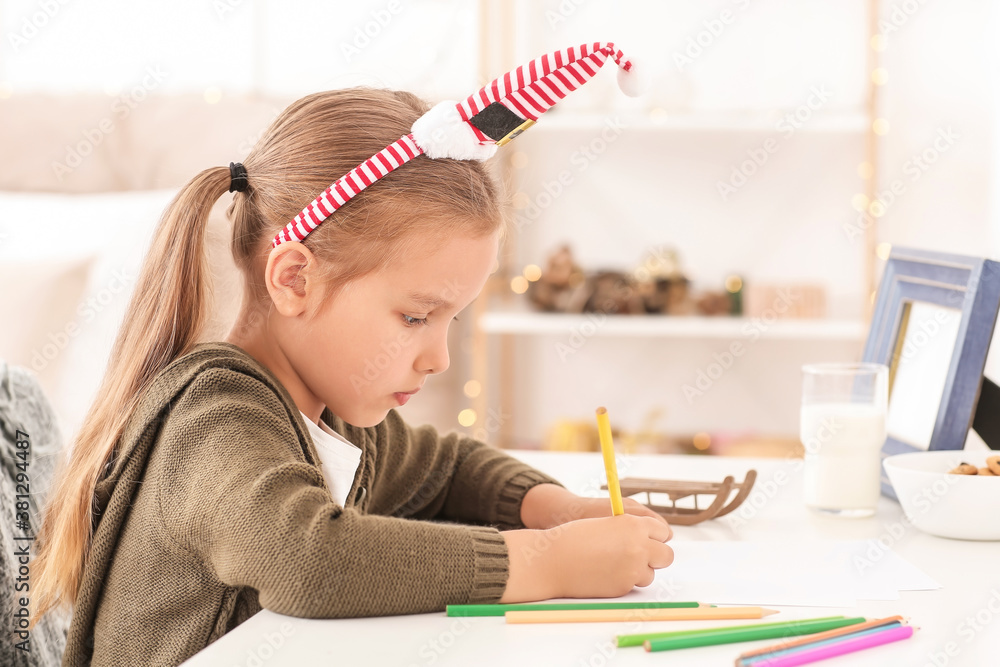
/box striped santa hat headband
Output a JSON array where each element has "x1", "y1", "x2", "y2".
[{"x1": 269, "y1": 42, "x2": 645, "y2": 249}]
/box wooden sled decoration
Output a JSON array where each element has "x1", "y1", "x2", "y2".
[{"x1": 602, "y1": 470, "x2": 758, "y2": 526}]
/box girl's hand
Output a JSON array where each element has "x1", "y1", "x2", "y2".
[
  {"x1": 520, "y1": 483, "x2": 671, "y2": 535},
  {"x1": 500, "y1": 515, "x2": 674, "y2": 601}
]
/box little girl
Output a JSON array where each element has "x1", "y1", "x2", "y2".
[{"x1": 32, "y1": 43, "x2": 673, "y2": 666}]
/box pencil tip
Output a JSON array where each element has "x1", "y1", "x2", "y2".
[
  {"x1": 761, "y1": 608, "x2": 779, "y2": 617},
  {"x1": 596, "y1": 406, "x2": 607, "y2": 415}
]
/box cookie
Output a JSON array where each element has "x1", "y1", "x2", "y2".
[
  {"x1": 949, "y1": 463, "x2": 979, "y2": 475},
  {"x1": 987, "y1": 456, "x2": 1000, "y2": 476},
  {"x1": 977, "y1": 467, "x2": 997, "y2": 477}
]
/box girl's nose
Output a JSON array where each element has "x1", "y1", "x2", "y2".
[{"x1": 414, "y1": 329, "x2": 450, "y2": 375}]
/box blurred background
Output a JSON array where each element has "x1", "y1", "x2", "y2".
[{"x1": 1, "y1": 0, "x2": 998, "y2": 457}]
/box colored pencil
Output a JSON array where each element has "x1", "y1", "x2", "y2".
[
  {"x1": 615, "y1": 616, "x2": 855, "y2": 648},
  {"x1": 505, "y1": 606, "x2": 778, "y2": 624},
  {"x1": 641, "y1": 617, "x2": 866, "y2": 653},
  {"x1": 739, "y1": 623, "x2": 902, "y2": 666},
  {"x1": 446, "y1": 601, "x2": 702, "y2": 617},
  {"x1": 595, "y1": 407, "x2": 624, "y2": 516},
  {"x1": 746, "y1": 625, "x2": 914, "y2": 667},
  {"x1": 735, "y1": 615, "x2": 905, "y2": 663}
]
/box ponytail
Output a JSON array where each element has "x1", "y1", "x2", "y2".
[{"x1": 30, "y1": 166, "x2": 231, "y2": 623}]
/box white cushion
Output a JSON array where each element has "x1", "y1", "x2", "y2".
[
  {"x1": 0, "y1": 190, "x2": 241, "y2": 443},
  {"x1": 0, "y1": 255, "x2": 95, "y2": 398}
]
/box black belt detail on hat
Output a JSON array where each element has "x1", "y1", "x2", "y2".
[{"x1": 468, "y1": 102, "x2": 528, "y2": 142}]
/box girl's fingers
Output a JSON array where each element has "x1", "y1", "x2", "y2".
[
  {"x1": 641, "y1": 516, "x2": 673, "y2": 543},
  {"x1": 623, "y1": 499, "x2": 671, "y2": 526},
  {"x1": 648, "y1": 542, "x2": 675, "y2": 569}
]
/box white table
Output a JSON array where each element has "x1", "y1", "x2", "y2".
[{"x1": 183, "y1": 451, "x2": 1000, "y2": 666}]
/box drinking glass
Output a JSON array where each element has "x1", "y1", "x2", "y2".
[{"x1": 800, "y1": 362, "x2": 888, "y2": 518}]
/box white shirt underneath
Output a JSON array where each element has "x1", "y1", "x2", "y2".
[{"x1": 300, "y1": 410, "x2": 362, "y2": 507}]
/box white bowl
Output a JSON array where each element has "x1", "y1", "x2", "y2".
[{"x1": 883, "y1": 450, "x2": 1000, "y2": 540}]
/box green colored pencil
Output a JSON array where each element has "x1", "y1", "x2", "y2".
[
  {"x1": 446, "y1": 601, "x2": 702, "y2": 617},
  {"x1": 616, "y1": 616, "x2": 848, "y2": 648},
  {"x1": 643, "y1": 617, "x2": 867, "y2": 653}
]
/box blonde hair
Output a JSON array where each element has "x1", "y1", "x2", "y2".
[{"x1": 31, "y1": 88, "x2": 505, "y2": 623}]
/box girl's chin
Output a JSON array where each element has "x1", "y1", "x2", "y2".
[
  {"x1": 344, "y1": 407, "x2": 391, "y2": 429},
  {"x1": 331, "y1": 395, "x2": 397, "y2": 428}
]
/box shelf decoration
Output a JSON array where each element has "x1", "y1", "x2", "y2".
[
  {"x1": 524, "y1": 244, "x2": 589, "y2": 312},
  {"x1": 525, "y1": 244, "x2": 756, "y2": 317},
  {"x1": 743, "y1": 284, "x2": 827, "y2": 319},
  {"x1": 634, "y1": 246, "x2": 692, "y2": 315}
]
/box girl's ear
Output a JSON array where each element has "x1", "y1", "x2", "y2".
[{"x1": 264, "y1": 241, "x2": 320, "y2": 317}]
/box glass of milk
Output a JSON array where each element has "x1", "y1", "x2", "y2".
[{"x1": 800, "y1": 362, "x2": 888, "y2": 518}]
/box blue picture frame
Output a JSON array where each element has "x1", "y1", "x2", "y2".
[{"x1": 862, "y1": 247, "x2": 1000, "y2": 498}]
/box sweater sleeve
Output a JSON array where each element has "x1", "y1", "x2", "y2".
[
  {"x1": 364, "y1": 409, "x2": 564, "y2": 530},
  {"x1": 156, "y1": 369, "x2": 509, "y2": 618}
]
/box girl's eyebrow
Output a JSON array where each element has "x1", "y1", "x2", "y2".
[{"x1": 407, "y1": 292, "x2": 453, "y2": 310}]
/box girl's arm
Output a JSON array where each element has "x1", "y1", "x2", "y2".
[
  {"x1": 356, "y1": 416, "x2": 676, "y2": 601},
  {"x1": 157, "y1": 371, "x2": 511, "y2": 617},
  {"x1": 366, "y1": 410, "x2": 671, "y2": 531},
  {"x1": 362, "y1": 409, "x2": 560, "y2": 529},
  {"x1": 158, "y1": 372, "x2": 673, "y2": 615}
]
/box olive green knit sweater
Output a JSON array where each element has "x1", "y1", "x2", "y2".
[{"x1": 61, "y1": 342, "x2": 559, "y2": 666}]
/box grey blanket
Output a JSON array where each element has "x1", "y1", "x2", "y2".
[{"x1": 0, "y1": 361, "x2": 69, "y2": 666}]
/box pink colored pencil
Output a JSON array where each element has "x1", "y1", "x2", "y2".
[{"x1": 753, "y1": 625, "x2": 914, "y2": 667}]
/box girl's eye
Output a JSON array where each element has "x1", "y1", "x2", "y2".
[{"x1": 402, "y1": 314, "x2": 427, "y2": 327}]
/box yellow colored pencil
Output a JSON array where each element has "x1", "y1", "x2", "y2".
[
  {"x1": 596, "y1": 407, "x2": 624, "y2": 516},
  {"x1": 505, "y1": 606, "x2": 779, "y2": 624}
]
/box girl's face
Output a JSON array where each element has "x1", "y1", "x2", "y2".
[{"x1": 287, "y1": 232, "x2": 499, "y2": 428}]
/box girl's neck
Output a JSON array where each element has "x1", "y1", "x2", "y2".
[{"x1": 224, "y1": 320, "x2": 324, "y2": 426}]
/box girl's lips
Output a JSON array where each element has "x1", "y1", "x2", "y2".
[{"x1": 394, "y1": 389, "x2": 419, "y2": 406}]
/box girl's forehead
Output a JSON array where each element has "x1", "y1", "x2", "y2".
[
  {"x1": 398, "y1": 233, "x2": 497, "y2": 271},
  {"x1": 378, "y1": 235, "x2": 498, "y2": 301}
]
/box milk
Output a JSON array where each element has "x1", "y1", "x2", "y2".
[{"x1": 800, "y1": 402, "x2": 886, "y2": 514}]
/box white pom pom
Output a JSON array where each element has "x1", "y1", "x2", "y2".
[
  {"x1": 412, "y1": 101, "x2": 498, "y2": 161},
  {"x1": 616, "y1": 57, "x2": 648, "y2": 98}
]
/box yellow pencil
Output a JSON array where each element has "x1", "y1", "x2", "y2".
[
  {"x1": 596, "y1": 407, "x2": 624, "y2": 516},
  {"x1": 505, "y1": 607, "x2": 779, "y2": 624}
]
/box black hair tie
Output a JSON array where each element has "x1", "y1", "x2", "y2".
[{"x1": 229, "y1": 162, "x2": 249, "y2": 193}]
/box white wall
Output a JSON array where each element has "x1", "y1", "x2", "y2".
[
  {"x1": 2, "y1": 0, "x2": 998, "y2": 447},
  {"x1": 0, "y1": 0, "x2": 480, "y2": 100},
  {"x1": 487, "y1": 0, "x2": 1000, "y2": 446}
]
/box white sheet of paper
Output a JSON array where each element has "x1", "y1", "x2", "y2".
[
  {"x1": 608, "y1": 540, "x2": 940, "y2": 608},
  {"x1": 850, "y1": 540, "x2": 941, "y2": 592}
]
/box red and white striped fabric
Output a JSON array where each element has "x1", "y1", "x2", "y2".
[
  {"x1": 272, "y1": 133, "x2": 423, "y2": 247},
  {"x1": 272, "y1": 42, "x2": 639, "y2": 249},
  {"x1": 457, "y1": 42, "x2": 634, "y2": 143}
]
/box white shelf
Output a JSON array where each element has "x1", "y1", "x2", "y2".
[
  {"x1": 478, "y1": 311, "x2": 867, "y2": 341},
  {"x1": 528, "y1": 109, "x2": 869, "y2": 134}
]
